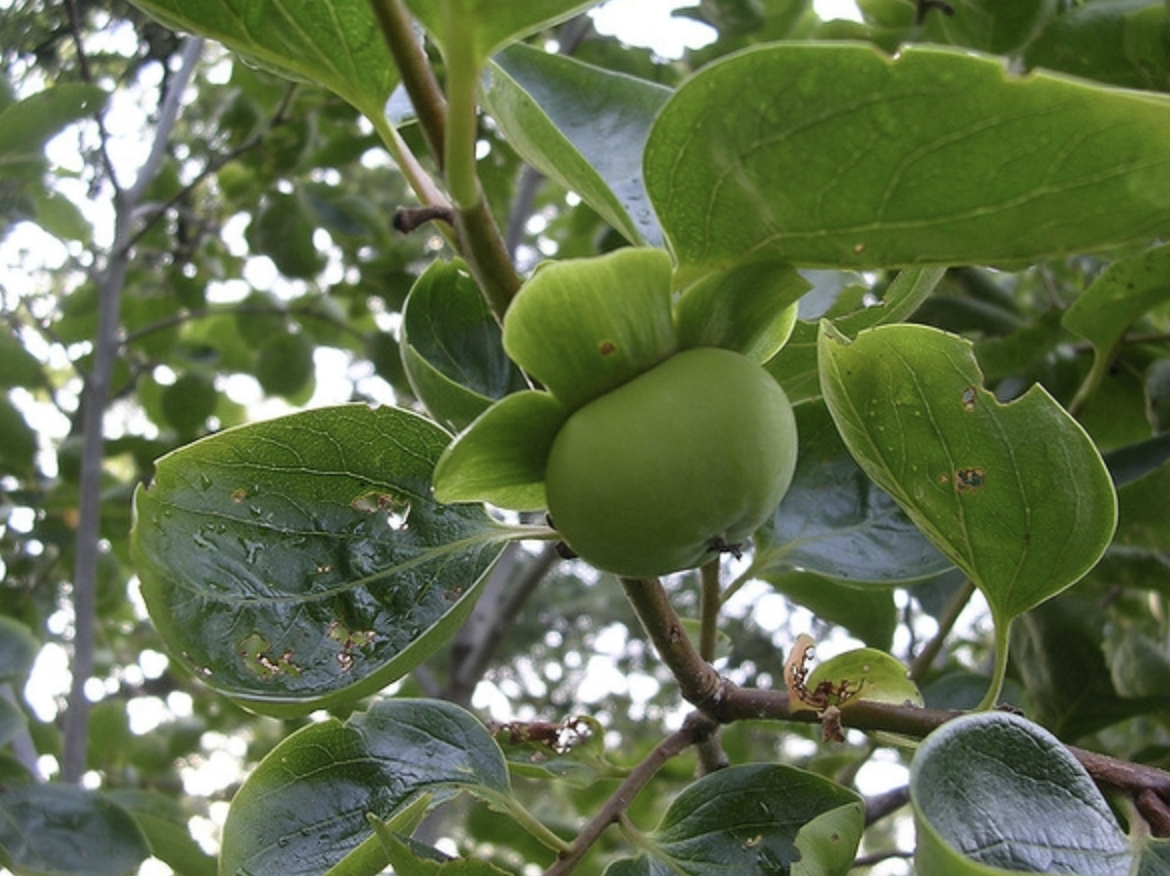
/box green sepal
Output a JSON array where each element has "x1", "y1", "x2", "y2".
[
  {"x1": 673, "y1": 259, "x2": 807, "y2": 363},
  {"x1": 433, "y1": 390, "x2": 568, "y2": 511},
  {"x1": 503, "y1": 248, "x2": 678, "y2": 411}
]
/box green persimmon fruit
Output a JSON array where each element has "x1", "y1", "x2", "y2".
[{"x1": 545, "y1": 347, "x2": 797, "y2": 578}]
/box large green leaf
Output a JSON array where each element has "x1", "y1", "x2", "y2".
[
  {"x1": 484, "y1": 44, "x2": 672, "y2": 246},
  {"x1": 126, "y1": 0, "x2": 397, "y2": 119},
  {"x1": 221, "y1": 699, "x2": 509, "y2": 876},
  {"x1": 0, "y1": 785, "x2": 150, "y2": 876},
  {"x1": 401, "y1": 259, "x2": 528, "y2": 433},
  {"x1": 645, "y1": 42, "x2": 1170, "y2": 281},
  {"x1": 606, "y1": 764, "x2": 863, "y2": 876},
  {"x1": 403, "y1": 0, "x2": 597, "y2": 62},
  {"x1": 755, "y1": 398, "x2": 953, "y2": 584},
  {"x1": 911, "y1": 711, "x2": 1132, "y2": 875},
  {"x1": 818, "y1": 322, "x2": 1117, "y2": 623},
  {"x1": 131, "y1": 405, "x2": 509, "y2": 716}
]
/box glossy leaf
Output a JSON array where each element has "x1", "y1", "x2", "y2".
[
  {"x1": 401, "y1": 259, "x2": 528, "y2": 433},
  {"x1": 755, "y1": 399, "x2": 953, "y2": 584},
  {"x1": 432, "y1": 390, "x2": 568, "y2": 511},
  {"x1": 503, "y1": 249, "x2": 677, "y2": 411},
  {"x1": 911, "y1": 711, "x2": 1132, "y2": 875},
  {"x1": 221, "y1": 699, "x2": 509, "y2": 876},
  {"x1": 673, "y1": 259, "x2": 805, "y2": 362},
  {"x1": 484, "y1": 44, "x2": 671, "y2": 246},
  {"x1": 127, "y1": 0, "x2": 397, "y2": 120},
  {"x1": 403, "y1": 0, "x2": 596, "y2": 61},
  {"x1": 0, "y1": 784, "x2": 150, "y2": 876},
  {"x1": 131, "y1": 405, "x2": 509, "y2": 715},
  {"x1": 819, "y1": 322, "x2": 1117, "y2": 622},
  {"x1": 608, "y1": 764, "x2": 862, "y2": 876},
  {"x1": 645, "y1": 43, "x2": 1170, "y2": 281}
]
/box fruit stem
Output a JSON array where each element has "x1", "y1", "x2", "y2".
[{"x1": 698, "y1": 559, "x2": 722, "y2": 662}]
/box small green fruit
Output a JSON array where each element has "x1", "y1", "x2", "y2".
[{"x1": 545, "y1": 347, "x2": 797, "y2": 578}]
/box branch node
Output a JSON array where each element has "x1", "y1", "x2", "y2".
[{"x1": 393, "y1": 204, "x2": 456, "y2": 234}]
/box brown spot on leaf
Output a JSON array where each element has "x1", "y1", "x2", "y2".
[
  {"x1": 961, "y1": 386, "x2": 977, "y2": 412},
  {"x1": 599, "y1": 340, "x2": 617, "y2": 356},
  {"x1": 955, "y1": 467, "x2": 985, "y2": 492}
]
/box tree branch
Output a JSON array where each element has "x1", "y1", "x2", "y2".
[
  {"x1": 543, "y1": 711, "x2": 719, "y2": 876},
  {"x1": 61, "y1": 33, "x2": 203, "y2": 784}
]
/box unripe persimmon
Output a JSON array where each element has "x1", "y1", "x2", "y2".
[{"x1": 545, "y1": 347, "x2": 797, "y2": 578}]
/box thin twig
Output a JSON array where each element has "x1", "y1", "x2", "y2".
[
  {"x1": 542, "y1": 711, "x2": 718, "y2": 876},
  {"x1": 908, "y1": 577, "x2": 975, "y2": 682}
]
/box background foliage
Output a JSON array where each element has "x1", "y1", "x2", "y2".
[{"x1": 3, "y1": 1, "x2": 1170, "y2": 875}]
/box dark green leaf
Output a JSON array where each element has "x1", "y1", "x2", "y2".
[
  {"x1": 1026, "y1": 0, "x2": 1170, "y2": 91},
  {"x1": 620, "y1": 763, "x2": 863, "y2": 876},
  {"x1": 160, "y1": 372, "x2": 218, "y2": 438},
  {"x1": 755, "y1": 398, "x2": 953, "y2": 584},
  {"x1": 127, "y1": 0, "x2": 397, "y2": 121},
  {"x1": 105, "y1": 790, "x2": 217, "y2": 876},
  {"x1": 220, "y1": 698, "x2": 509, "y2": 876},
  {"x1": 485, "y1": 44, "x2": 672, "y2": 246},
  {"x1": 0, "y1": 698, "x2": 26, "y2": 750},
  {"x1": 1011, "y1": 596, "x2": 1168, "y2": 738},
  {"x1": 401, "y1": 260, "x2": 528, "y2": 432},
  {"x1": 0, "y1": 784, "x2": 150, "y2": 876},
  {"x1": 759, "y1": 571, "x2": 899, "y2": 649},
  {"x1": 0, "y1": 617, "x2": 38, "y2": 682},
  {"x1": 925, "y1": 0, "x2": 1056, "y2": 54},
  {"x1": 646, "y1": 43, "x2": 1170, "y2": 280},
  {"x1": 131, "y1": 404, "x2": 509, "y2": 715},
  {"x1": 819, "y1": 322, "x2": 1117, "y2": 622},
  {"x1": 0, "y1": 331, "x2": 46, "y2": 389},
  {"x1": 254, "y1": 332, "x2": 316, "y2": 399},
  {"x1": 911, "y1": 711, "x2": 1131, "y2": 875},
  {"x1": 0, "y1": 84, "x2": 107, "y2": 162},
  {"x1": 248, "y1": 193, "x2": 324, "y2": 280},
  {"x1": 0, "y1": 397, "x2": 37, "y2": 478}
]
